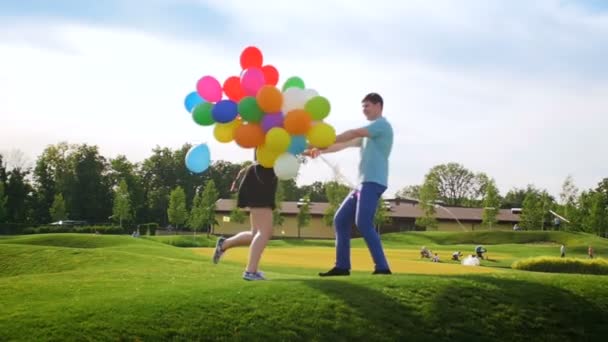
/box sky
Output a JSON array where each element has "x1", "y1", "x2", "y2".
[{"x1": 1, "y1": 0, "x2": 607, "y2": 200}]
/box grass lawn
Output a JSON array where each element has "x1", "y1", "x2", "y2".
[{"x1": 1, "y1": 231, "x2": 607, "y2": 341}]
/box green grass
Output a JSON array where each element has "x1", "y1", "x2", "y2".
[
  {"x1": 1, "y1": 232, "x2": 607, "y2": 341},
  {"x1": 513, "y1": 256, "x2": 608, "y2": 275}
]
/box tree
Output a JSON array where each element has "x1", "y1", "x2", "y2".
[
  {"x1": 521, "y1": 192, "x2": 543, "y2": 230},
  {"x1": 66, "y1": 144, "x2": 112, "y2": 222},
  {"x1": 5, "y1": 168, "x2": 32, "y2": 223},
  {"x1": 558, "y1": 175, "x2": 579, "y2": 230},
  {"x1": 482, "y1": 180, "x2": 500, "y2": 229},
  {"x1": 415, "y1": 173, "x2": 439, "y2": 229},
  {"x1": 188, "y1": 191, "x2": 205, "y2": 234},
  {"x1": 374, "y1": 198, "x2": 392, "y2": 234},
  {"x1": 395, "y1": 185, "x2": 420, "y2": 200},
  {"x1": 49, "y1": 193, "x2": 67, "y2": 222},
  {"x1": 31, "y1": 143, "x2": 73, "y2": 224},
  {"x1": 273, "y1": 181, "x2": 285, "y2": 227},
  {"x1": 229, "y1": 193, "x2": 247, "y2": 224},
  {"x1": 0, "y1": 154, "x2": 7, "y2": 185},
  {"x1": 109, "y1": 155, "x2": 144, "y2": 222},
  {"x1": 0, "y1": 182, "x2": 7, "y2": 223},
  {"x1": 299, "y1": 181, "x2": 326, "y2": 202},
  {"x1": 200, "y1": 180, "x2": 219, "y2": 237},
  {"x1": 502, "y1": 187, "x2": 528, "y2": 209},
  {"x1": 427, "y1": 163, "x2": 487, "y2": 207},
  {"x1": 167, "y1": 186, "x2": 188, "y2": 230},
  {"x1": 112, "y1": 180, "x2": 132, "y2": 228},
  {"x1": 585, "y1": 191, "x2": 607, "y2": 236},
  {"x1": 323, "y1": 181, "x2": 350, "y2": 227},
  {"x1": 296, "y1": 195, "x2": 311, "y2": 238},
  {"x1": 280, "y1": 178, "x2": 301, "y2": 201}
]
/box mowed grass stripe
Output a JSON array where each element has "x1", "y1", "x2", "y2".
[{"x1": 193, "y1": 247, "x2": 502, "y2": 274}]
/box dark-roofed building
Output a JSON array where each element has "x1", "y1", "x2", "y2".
[{"x1": 214, "y1": 198, "x2": 521, "y2": 239}]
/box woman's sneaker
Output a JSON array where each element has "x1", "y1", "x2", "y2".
[
  {"x1": 212, "y1": 237, "x2": 226, "y2": 264},
  {"x1": 243, "y1": 271, "x2": 266, "y2": 281}
]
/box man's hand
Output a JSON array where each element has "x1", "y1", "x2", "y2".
[{"x1": 303, "y1": 148, "x2": 322, "y2": 158}]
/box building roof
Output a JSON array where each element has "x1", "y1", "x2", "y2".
[{"x1": 215, "y1": 199, "x2": 520, "y2": 222}]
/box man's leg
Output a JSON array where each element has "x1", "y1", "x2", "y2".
[
  {"x1": 333, "y1": 191, "x2": 357, "y2": 270},
  {"x1": 319, "y1": 191, "x2": 357, "y2": 276},
  {"x1": 355, "y1": 182, "x2": 390, "y2": 272}
]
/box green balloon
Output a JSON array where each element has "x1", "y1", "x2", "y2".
[
  {"x1": 192, "y1": 102, "x2": 215, "y2": 126},
  {"x1": 305, "y1": 96, "x2": 331, "y2": 120},
  {"x1": 282, "y1": 76, "x2": 305, "y2": 92},
  {"x1": 238, "y1": 96, "x2": 264, "y2": 123}
]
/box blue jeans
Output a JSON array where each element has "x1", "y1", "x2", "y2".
[{"x1": 333, "y1": 182, "x2": 390, "y2": 271}]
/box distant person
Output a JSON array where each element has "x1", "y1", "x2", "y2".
[
  {"x1": 588, "y1": 246, "x2": 594, "y2": 259},
  {"x1": 452, "y1": 251, "x2": 462, "y2": 261},
  {"x1": 475, "y1": 245, "x2": 486, "y2": 259},
  {"x1": 554, "y1": 218, "x2": 561, "y2": 230},
  {"x1": 560, "y1": 244, "x2": 566, "y2": 258},
  {"x1": 513, "y1": 224, "x2": 521, "y2": 231},
  {"x1": 420, "y1": 246, "x2": 432, "y2": 259},
  {"x1": 432, "y1": 253, "x2": 440, "y2": 263}
]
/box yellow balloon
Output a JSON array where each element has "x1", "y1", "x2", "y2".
[
  {"x1": 307, "y1": 122, "x2": 336, "y2": 148},
  {"x1": 256, "y1": 144, "x2": 281, "y2": 167},
  {"x1": 265, "y1": 127, "x2": 291, "y2": 153},
  {"x1": 214, "y1": 119, "x2": 241, "y2": 143}
]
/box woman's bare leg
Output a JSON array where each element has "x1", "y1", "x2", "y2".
[
  {"x1": 245, "y1": 208, "x2": 273, "y2": 273},
  {"x1": 221, "y1": 214, "x2": 258, "y2": 251}
]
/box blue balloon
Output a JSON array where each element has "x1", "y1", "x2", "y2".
[
  {"x1": 212, "y1": 100, "x2": 238, "y2": 123},
  {"x1": 184, "y1": 91, "x2": 204, "y2": 113},
  {"x1": 185, "y1": 144, "x2": 211, "y2": 174},
  {"x1": 288, "y1": 135, "x2": 307, "y2": 155}
]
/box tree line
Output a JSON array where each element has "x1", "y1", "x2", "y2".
[
  {"x1": 0, "y1": 145, "x2": 606, "y2": 236},
  {"x1": 398, "y1": 162, "x2": 607, "y2": 236}
]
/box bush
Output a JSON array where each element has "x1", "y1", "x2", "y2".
[
  {"x1": 17, "y1": 225, "x2": 125, "y2": 235},
  {"x1": 137, "y1": 223, "x2": 159, "y2": 236},
  {"x1": 512, "y1": 257, "x2": 608, "y2": 275}
]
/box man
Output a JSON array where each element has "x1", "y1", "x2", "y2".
[
  {"x1": 560, "y1": 244, "x2": 566, "y2": 258},
  {"x1": 475, "y1": 245, "x2": 486, "y2": 259},
  {"x1": 306, "y1": 92, "x2": 393, "y2": 276}
]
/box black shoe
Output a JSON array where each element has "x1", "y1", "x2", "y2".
[
  {"x1": 372, "y1": 269, "x2": 392, "y2": 275},
  {"x1": 319, "y1": 267, "x2": 350, "y2": 277}
]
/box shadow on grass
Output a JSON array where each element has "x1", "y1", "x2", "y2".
[{"x1": 285, "y1": 274, "x2": 608, "y2": 341}]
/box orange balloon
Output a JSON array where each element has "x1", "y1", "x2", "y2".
[
  {"x1": 256, "y1": 85, "x2": 283, "y2": 113},
  {"x1": 234, "y1": 123, "x2": 265, "y2": 148},
  {"x1": 283, "y1": 109, "x2": 312, "y2": 135}
]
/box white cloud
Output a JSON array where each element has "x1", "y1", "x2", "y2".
[{"x1": 1, "y1": 1, "x2": 607, "y2": 199}]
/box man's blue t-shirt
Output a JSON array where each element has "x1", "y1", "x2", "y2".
[{"x1": 359, "y1": 116, "x2": 393, "y2": 187}]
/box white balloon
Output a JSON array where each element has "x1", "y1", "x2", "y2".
[
  {"x1": 303, "y1": 88, "x2": 319, "y2": 102},
  {"x1": 273, "y1": 153, "x2": 300, "y2": 180},
  {"x1": 282, "y1": 88, "x2": 307, "y2": 113}
]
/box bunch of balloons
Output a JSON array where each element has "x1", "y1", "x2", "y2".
[{"x1": 183, "y1": 46, "x2": 336, "y2": 180}]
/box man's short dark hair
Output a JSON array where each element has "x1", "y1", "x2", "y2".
[{"x1": 362, "y1": 92, "x2": 383, "y2": 108}]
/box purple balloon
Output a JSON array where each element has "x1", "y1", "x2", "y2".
[
  {"x1": 240, "y1": 68, "x2": 265, "y2": 96},
  {"x1": 261, "y1": 112, "x2": 284, "y2": 132}
]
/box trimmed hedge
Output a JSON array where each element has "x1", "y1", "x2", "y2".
[
  {"x1": 512, "y1": 257, "x2": 608, "y2": 275},
  {"x1": 21, "y1": 225, "x2": 126, "y2": 235}
]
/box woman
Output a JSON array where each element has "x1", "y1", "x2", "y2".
[{"x1": 212, "y1": 150, "x2": 278, "y2": 281}]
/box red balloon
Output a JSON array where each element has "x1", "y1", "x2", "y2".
[
  {"x1": 223, "y1": 76, "x2": 244, "y2": 102},
  {"x1": 262, "y1": 65, "x2": 279, "y2": 86},
  {"x1": 240, "y1": 46, "x2": 263, "y2": 69}
]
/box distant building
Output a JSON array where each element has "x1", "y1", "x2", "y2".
[{"x1": 213, "y1": 198, "x2": 521, "y2": 239}]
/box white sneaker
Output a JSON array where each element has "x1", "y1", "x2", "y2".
[
  {"x1": 242, "y1": 271, "x2": 266, "y2": 281},
  {"x1": 212, "y1": 237, "x2": 226, "y2": 264}
]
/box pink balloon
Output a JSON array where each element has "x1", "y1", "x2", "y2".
[
  {"x1": 196, "y1": 76, "x2": 222, "y2": 102},
  {"x1": 240, "y1": 68, "x2": 265, "y2": 97}
]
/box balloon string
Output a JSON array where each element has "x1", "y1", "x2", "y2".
[{"x1": 318, "y1": 155, "x2": 357, "y2": 190}]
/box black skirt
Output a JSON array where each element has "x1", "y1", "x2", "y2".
[{"x1": 237, "y1": 164, "x2": 278, "y2": 209}]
